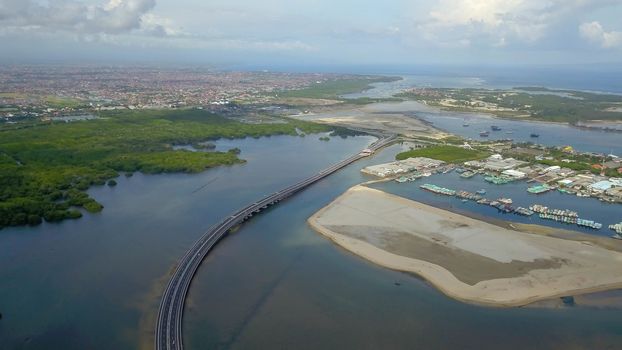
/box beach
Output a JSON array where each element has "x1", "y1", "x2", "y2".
[{"x1": 309, "y1": 185, "x2": 622, "y2": 307}]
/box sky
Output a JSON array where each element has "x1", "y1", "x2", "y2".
[{"x1": 0, "y1": 0, "x2": 621, "y2": 68}]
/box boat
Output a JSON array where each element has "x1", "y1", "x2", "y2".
[
  {"x1": 577, "y1": 218, "x2": 602, "y2": 230},
  {"x1": 479, "y1": 131, "x2": 490, "y2": 137},
  {"x1": 527, "y1": 184, "x2": 554, "y2": 194},
  {"x1": 484, "y1": 175, "x2": 513, "y2": 185},
  {"x1": 505, "y1": 131, "x2": 513, "y2": 135},
  {"x1": 491, "y1": 125, "x2": 501, "y2": 131},
  {"x1": 498, "y1": 198, "x2": 513, "y2": 205},
  {"x1": 476, "y1": 189, "x2": 486, "y2": 195},
  {"x1": 529, "y1": 204, "x2": 578, "y2": 218},
  {"x1": 462, "y1": 119, "x2": 470, "y2": 127},
  {"x1": 530, "y1": 133, "x2": 540, "y2": 138},
  {"x1": 460, "y1": 171, "x2": 476, "y2": 178},
  {"x1": 515, "y1": 207, "x2": 535, "y2": 216},
  {"x1": 420, "y1": 184, "x2": 456, "y2": 196}
]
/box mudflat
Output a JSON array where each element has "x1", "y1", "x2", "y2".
[{"x1": 308, "y1": 185, "x2": 622, "y2": 307}]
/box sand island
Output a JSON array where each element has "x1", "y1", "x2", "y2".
[{"x1": 309, "y1": 185, "x2": 622, "y2": 307}]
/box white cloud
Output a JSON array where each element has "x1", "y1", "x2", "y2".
[
  {"x1": 417, "y1": 0, "x2": 619, "y2": 47},
  {"x1": 580, "y1": 21, "x2": 622, "y2": 49},
  {"x1": 0, "y1": 0, "x2": 156, "y2": 35}
]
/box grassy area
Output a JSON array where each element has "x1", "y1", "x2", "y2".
[
  {"x1": 278, "y1": 76, "x2": 400, "y2": 100},
  {"x1": 399, "y1": 87, "x2": 622, "y2": 123},
  {"x1": 396, "y1": 145, "x2": 490, "y2": 163},
  {"x1": 0, "y1": 109, "x2": 332, "y2": 229},
  {"x1": 43, "y1": 95, "x2": 85, "y2": 108}
]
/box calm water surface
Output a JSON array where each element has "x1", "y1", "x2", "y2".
[
  {"x1": 184, "y1": 141, "x2": 622, "y2": 349},
  {"x1": 1, "y1": 129, "x2": 622, "y2": 348},
  {"x1": 345, "y1": 76, "x2": 622, "y2": 155},
  {"x1": 0, "y1": 80, "x2": 622, "y2": 349}
]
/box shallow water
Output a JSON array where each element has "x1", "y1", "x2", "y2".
[
  {"x1": 345, "y1": 75, "x2": 622, "y2": 155},
  {"x1": 1, "y1": 122, "x2": 622, "y2": 349},
  {"x1": 0, "y1": 134, "x2": 374, "y2": 349}
]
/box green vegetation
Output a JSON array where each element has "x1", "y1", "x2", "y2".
[
  {"x1": 399, "y1": 87, "x2": 622, "y2": 123},
  {"x1": 0, "y1": 108, "x2": 332, "y2": 229},
  {"x1": 278, "y1": 76, "x2": 401, "y2": 100},
  {"x1": 43, "y1": 95, "x2": 85, "y2": 109},
  {"x1": 396, "y1": 145, "x2": 490, "y2": 163}
]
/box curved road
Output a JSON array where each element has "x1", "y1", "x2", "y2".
[{"x1": 155, "y1": 135, "x2": 396, "y2": 350}]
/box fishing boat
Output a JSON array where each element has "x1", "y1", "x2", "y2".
[
  {"x1": 609, "y1": 222, "x2": 622, "y2": 236},
  {"x1": 577, "y1": 218, "x2": 602, "y2": 230},
  {"x1": 515, "y1": 207, "x2": 535, "y2": 216},
  {"x1": 527, "y1": 184, "x2": 554, "y2": 194},
  {"x1": 498, "y1": 198, "x2": 513, "y2": 205}
]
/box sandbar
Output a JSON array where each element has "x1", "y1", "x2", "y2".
[{"x1": 308, "y1": 185, "x2": 622, "y2": 307}]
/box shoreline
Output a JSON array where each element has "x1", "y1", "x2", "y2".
[
  {"x1": 412, "y1": 100, "x2": 622, "y2": 131},
  {"x1": 309, "y1": 185, "x2": 622, "y2": 307}
]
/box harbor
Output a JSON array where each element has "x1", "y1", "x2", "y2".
[
  {"x1": 372, "y1": 170, "x2": 622, "y2": 239},
  {"x1": 417, "y1": 182, "x2": 605, "y2": 230}
]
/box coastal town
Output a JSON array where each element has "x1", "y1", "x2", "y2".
[{"x1": 0, "y1": 65, "x2": 358, "y2": 123}]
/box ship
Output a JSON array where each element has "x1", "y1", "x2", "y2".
[
  {"x1": 462, "y1": 118, "x2": 470, "y2": 127},
  {"x1": 491, "y1": 125, "x2": 501, "y2": 131},
  {"x1": 479, "y1": 131, "x2": 490, "y2": 137},
  {"x1": 530, "y1": 133, "x2": 540, "y2": 138}
]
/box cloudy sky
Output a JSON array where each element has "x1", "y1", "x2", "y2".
[{"x1": 1, "y1": 0, "x2": 621, "y2": 67}]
